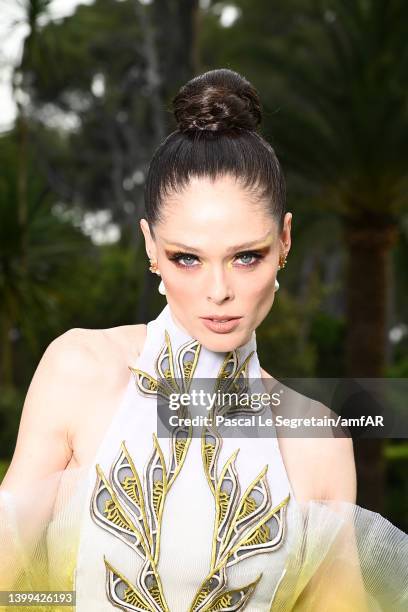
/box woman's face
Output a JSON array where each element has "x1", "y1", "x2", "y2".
[{"x1": 141, "y1": 174, "x2": 292, "y2": 352}]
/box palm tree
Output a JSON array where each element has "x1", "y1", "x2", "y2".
[
  {"x1": 0, "y1": 1, "x2": 90, "y2": 387},
  {"x1": 4, "y1": 1, "x2": 53, "y2": 268},
  {"x1": 260, "y1": 0, "x2": 408, "y2": 511},
  {"x1": 201, "y1": 0, "x2": 408, "y2": 510},
  {"x1": 0, "y1": 132, "x2": 92, "y2": 387}
]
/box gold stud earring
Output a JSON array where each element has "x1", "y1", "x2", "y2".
[
  {"x1": 278, "y1": 253, "x2": 287, "y2": 270},
  {"x1": 149, "y1": 259, "x2": 160, "y2": 274}
]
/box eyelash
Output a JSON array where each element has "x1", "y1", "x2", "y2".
[{"x1": 168, "y1": 251, "x2": 265, "y2": 269}]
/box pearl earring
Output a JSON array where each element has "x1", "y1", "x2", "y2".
[
  {"x1": 275, "y1": 249, "x2": 288, "y2": 292},
  {"x1": 158, "y1": 279, "x2": 166, "y2": 295},
  {"x1": 148, "y1": 258, "x2": 166, "y2": 295}
]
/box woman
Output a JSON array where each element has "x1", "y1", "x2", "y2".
[{"x1": 0, "y1": 69, "x2": 407, "y2": 611}]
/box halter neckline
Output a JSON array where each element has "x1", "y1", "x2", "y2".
[{"x1": 156, "y1": 302, "x2": 257, "y2": 361}]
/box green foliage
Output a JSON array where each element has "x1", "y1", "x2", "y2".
[
  {"x1": 200, "y1": 0, "x2": 408, "y2": 218},
  {"x1": 21, "y1": 0, "x2": 141, "y2": 102},
  {"x1": 53, "y1": 240, "x2": 144, "y2": 332},
  {"x1": 0, "y1": 385, "x2": 25, "y2": 461},
  {"x1": 19, "y1": 0, "x2": 156, "y2": 220},
  {"x1": 199, "y1": 3, "x2": 408, "y2": 514},
  {"x1": 0, "y1": 130, "x2": 95, "y2": 381},
  {"x1": 385, "y1": 441, "x2": 408, "y2": 531},
  {"x1": 0, "y1": 460, "x2": 9, "y2": 483},
  {"x1": 309, "y1": 312, "x2": 346, "y2": 376},
  {"x1": 257, "y1": 287, "x2": 317, "y2": 377},
  {"x1": 386, "y1": 356, "x2": 408, "y2": 378}
]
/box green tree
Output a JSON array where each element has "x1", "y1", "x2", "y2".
[
  {"x1": 0, "y1": 131, "x2": 92, "y2": 387},
  {"x1": 17, "y1": 0, "x2": 200, "y2": 320},
  {"x1": 200, "y1": 0, "x2": 408, "y2": 510}
]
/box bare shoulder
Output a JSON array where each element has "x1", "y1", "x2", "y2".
[
  {"x1": 56, "y1": 322, "x2": 148, "y2": 384},
  {"x1": 49, "y1": 323, "x2": 147, "y2": 465},
  {"x1": 101, "y1": 323, "x2": 147, "y2": 368},
  {"x1": 47, "y1": 322, "x2": 148, "y2": 419},
  {"x1": 29, "y1": 326, "x2": 131, "y2": 438},
  {"x1": 48, "y1": 327, "x2": 114, "y2": 376},
  {"x1": 51, "y1": 322, "x2": 147, "y2": 373},
  {"x1": 260, "y1": 366, "x2": 356, "y2": 504},
  {"x1": 0, "y1": 323, "x2": 148, "y2": 493}
]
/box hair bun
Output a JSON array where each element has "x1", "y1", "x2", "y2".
[{"x1": 172, "y1": 68, "x2": 262, "y2": 134}]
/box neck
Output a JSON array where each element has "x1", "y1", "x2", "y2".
[{"x1": 167, "y1": 305, "x2": 191, "y2": 338}]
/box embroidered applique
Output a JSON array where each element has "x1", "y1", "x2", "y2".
[
  {"x1": 89, "y1": 330, "x2": 289, "y2": 611},
  {"x1": 194, "y1": 349, "x2": 290, "y2": 610}
]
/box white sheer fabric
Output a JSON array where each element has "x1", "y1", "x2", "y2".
[{"x1": 1, "y1": 303, "x2": 407, "y2": 611}]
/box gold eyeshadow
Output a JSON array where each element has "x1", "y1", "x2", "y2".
[
  {"x1": 164, "y1": 243, "x2": 272, "y2": 259},
  {"x1": 163, "y1": 231, "x2": 274, "y2": 256},
  {"x1": 165, "y1": 246, "x2": 271, "y2": 270}
]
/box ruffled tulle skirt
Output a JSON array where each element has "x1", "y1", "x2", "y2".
[{"x1": 0, "y1": 466, "x2": 407, "y2": 612}]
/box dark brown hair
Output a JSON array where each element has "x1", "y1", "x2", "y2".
[{"x1": 144, "y1": 68, "x2": 286, "y2": 235}]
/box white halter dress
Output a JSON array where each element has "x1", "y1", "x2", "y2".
[
  {"x1": 2, "y1": 303, "x2": 408, "y2": 612},
  {"x1": 71, "y1": 303, "x2": 296, "y2": 611}
]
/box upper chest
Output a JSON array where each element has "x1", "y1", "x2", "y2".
[
  {"x1": 66, "y1": 324, "x2": 147, "y2": 470},
  {"x1": 65, "y1": 325, "x2": 326, "y2": 505}
]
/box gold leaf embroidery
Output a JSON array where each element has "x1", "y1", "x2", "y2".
[
  {"x1": 237, "y1": 495, "x2": 257, "y2": 519},
  {"x1": 104, "y1": 556, "x2": 165, "y2": 612},
  {"x1": 90, "y1": 328, "x2": 289, "y2": 612},
  {"x1": 202, "y1": 573, "x2": 262, "y2": 612},
  {"x1": 193, "y1": 348, "x2": 290, "y2": 610},
  {"x1": 91, "y1": 332, "x2": 202, "y2": 610}
]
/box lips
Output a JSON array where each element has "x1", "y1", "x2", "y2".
[
  {"x1": 201, "y1": 316, "x2": 241, "y2": 321},
  {"x1": 200, "y1": 316, "x2": 242, "y2": 334}
]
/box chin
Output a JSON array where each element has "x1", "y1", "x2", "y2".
[{"x1": 199, "y1": 330, "x2": 248, "y2": 353}]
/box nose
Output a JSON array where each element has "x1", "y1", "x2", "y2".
[{"x1": 206, "y1": 266, "x2": 234, "y2": 304}]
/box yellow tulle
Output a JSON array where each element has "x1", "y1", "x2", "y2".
[
  {"x1": 0, "y1": 466, "x2": 87, "y2": 612},
  {"x1": 1, "y1": 468, "x2": 407, "y2": 611},
  {"x1": 270, "y1": 500, "x2": 408, "y2": 611}
]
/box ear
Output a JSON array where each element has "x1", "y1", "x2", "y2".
[
  {"x1": 280, "y1": 212, "x2": 292, "y2": 254},
  {"x1": 140, "y1": 218, "x2": 157, "y2": 260}
]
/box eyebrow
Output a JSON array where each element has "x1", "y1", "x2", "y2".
[{"x1": 164, "y1": 232, "x2": 273, "y2": 255}]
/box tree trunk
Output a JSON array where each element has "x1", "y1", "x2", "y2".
[
  {"x1": 135, "y1": 0, "x2": 200, "y2": 322},
  {"x1": 343, "y1": 214, "x2": 399, "y2": 512}
]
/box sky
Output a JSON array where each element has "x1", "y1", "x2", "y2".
[{"x1": 0, "y1": 0, "x2": 94, "y2": 131}]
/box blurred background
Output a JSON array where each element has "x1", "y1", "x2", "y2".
[{"x1": 0, "y1": 0, "x2": 407, "y2": 530}]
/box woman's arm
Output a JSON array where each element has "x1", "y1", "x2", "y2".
[
  {"x1": 0, "y1": 329, "x2": 102, "y2": 589},
  {"x1": 295, "y1": 423, "x2": 369, "y2": 611},
  {"x1": 260, "y1": 368, "x2": 370, "y2": 610}
]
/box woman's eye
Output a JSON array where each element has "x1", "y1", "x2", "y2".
[
  {"x1": 169, "y1": 251, "x2": 263, "y2": 268},
  {"x1": 236, "y1": 252, "x2": 262, "y2": 266},
  {"x1": 171, "y1": 253, "x2": 199, "y2": 267},
  {"x1": 237, "y1": 253, "x2": 254, "y2": 265}
]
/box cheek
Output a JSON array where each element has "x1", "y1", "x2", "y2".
[
  {"x1": 238, "y1": 270, "x2": 275, "y2": 298},
  {"x1": 238, "y1": 273, "x2": 276, "y2": 319},
  {"x1": 161, "y1": 265, "x2": 196, "y2": 297}
]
